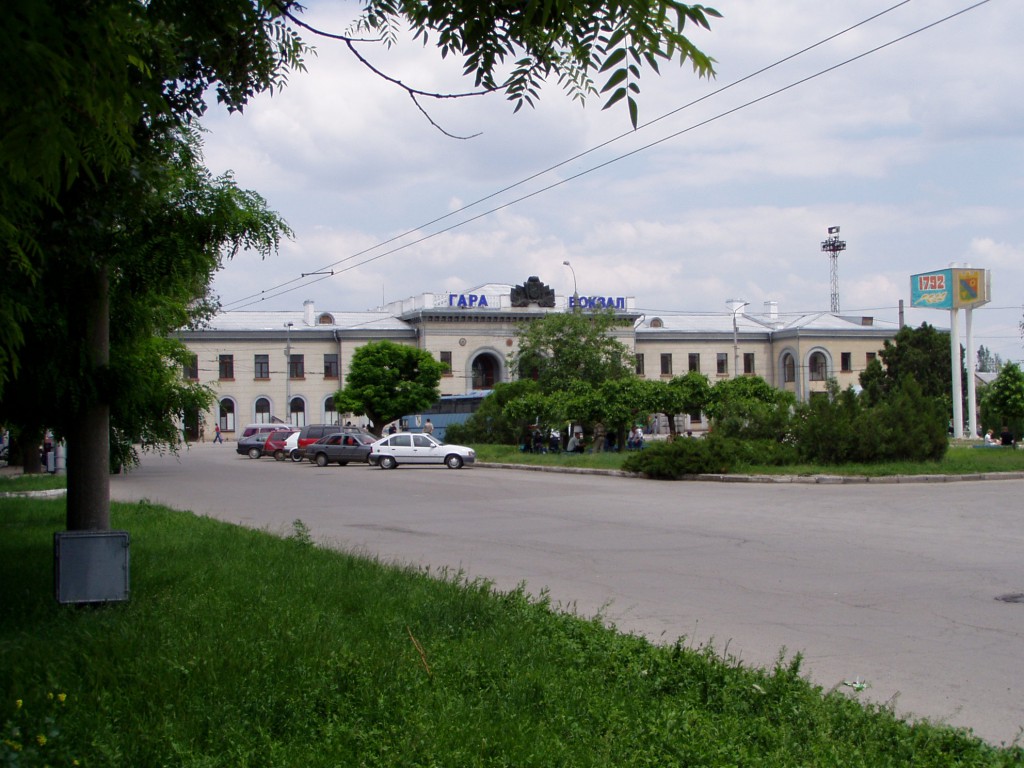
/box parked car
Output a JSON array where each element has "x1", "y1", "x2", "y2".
[
  {"x1": 283, "y1": 430, "x2": 303, "y2": 462},
  {"x1": 239, "y1": 423, "x2": 278, "y2": 439},
  {"x1": 237, "y1": 430, "x2": 274, "y2": 458},
  {"x1": 304, "y1": 432, "x2": 375, "y2": 467},
  {"x1": 264, "y1": 428, "x2": 299, "y2": 461},
  {"x1": 296, "y1": 423, "x2": 373, "y2": 452},
  {"x1": 368, "y1": 432, "x2": 475, "y2": 469}
]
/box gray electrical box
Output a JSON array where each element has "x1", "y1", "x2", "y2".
[{"x1": 54, "y1": 530, "x2": 131, "y2": 604}]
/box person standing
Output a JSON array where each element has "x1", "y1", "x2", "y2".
[{"x1": 423, "y1": 419, "x2": 434, "y2": 436}]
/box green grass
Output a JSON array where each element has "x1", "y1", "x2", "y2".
[
  {"x1": 474, "y1": 444, "x2": 1024, "y2": 477},
  {"x1": 2, "y1": 498, "x2": 1021, "y2": 766},
  {"x1": 0, "y1": 473, "x2": 67, "y2": 493}
]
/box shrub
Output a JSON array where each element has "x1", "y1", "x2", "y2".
[{"x1": 622, "y1": 435, "x2": 735, "y2": 478}]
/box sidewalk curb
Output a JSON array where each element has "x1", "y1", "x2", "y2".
[{"x1": 475, "y1": 463, "x2": 1024, "y2": 484}]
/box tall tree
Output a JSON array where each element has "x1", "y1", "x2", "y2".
[
  {"x1": 3, "y1": 0, "x2": 719, "y2": 531},
  {"x1": 511, "y1": 309, "x2": 635, "y2": 395},
  {"x1": 982, "y1": 363, "x2": 1024, "y2": 439},
  {"x1": 860, "y1": 322, "x2": 963, "y2": 416},
  {"x1": 334, "y1": 341, "x2": 446, "y2": 436}
]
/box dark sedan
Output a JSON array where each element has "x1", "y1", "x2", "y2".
[{"x1": 303, "y1": 432, "x2": 374, "y2": 466}]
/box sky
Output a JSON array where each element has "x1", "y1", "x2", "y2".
[{"x1": 201, "y1": 0, "x2": 1024, "y2": 365}]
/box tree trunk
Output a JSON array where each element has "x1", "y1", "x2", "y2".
[
  {"x1": 17, "y1": 427, "x2": 45, "y2": 474},
  {"x1": 66, "y1": 266, "x2": 110, "y2": 531}
]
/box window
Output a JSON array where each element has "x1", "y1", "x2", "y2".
[
  {"x1": 218, "y1": 354, "x2": 234, "y2": 380},
  {"x1": 324, "y1": 396, "x2": 337, "y2": 424},
  {"x1": 255, "y1": 397, "x2": 271, "y2": 422},
  {"x1": 688, "y1": 411, "x2": 702, "y2": 424},
  {"x1": 716, "y1": 353, "x2": 728, "y2": 375},
  {"x1": 841, "y1": 352, "x2": 852, "y2": 373},
  {"x1": 324, "y1": 353, "x2": 339, "y2": 379},
  {"x1": 688, "y1": 353, "x2": 700, "y2": 373},
  {"x1": 318, "y1": 313, "x2": 334, "y2": 325},
  {"x1": 254, "y1": 354, "x2": 270, "y2": 379},
  {"x1": 635, "y1": 353, "x2": 645, "y2": 376},
  {"x1": 809, "y1": 351, "x2": 827, "y2": 381},
  {"x1": 184, "y1": 354, "x2": 198, "y2": 380},
  {"x1": 413, "y1": 434, "x2": 433, "y2": 448},
  {"x1": 440, "y1": 351, "x2": 453, "y2": 376},
  {"x1": 219, "y1": 399, "x2": 236, "y2": 432},
  {"x1": 743, "y1": 352, "x2": 755, "y2": 375},
  {"x1": 866, "y1": 351, "x2": 877, "y2": 365},
  {"x1": 288, "y1": 354, "x2": 304, "y2": 379},
  {"x1": 783, "y1": 353, "x2": 796, "y2": 383},
  {"x1": 657, "y1": 353, "x2": 671, "y2": 376},
  {"x1": 289, "y1": 397, "x2": 306, "y2": 427}
]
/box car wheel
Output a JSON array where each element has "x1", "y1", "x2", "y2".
[
  {"x1": 274, "y1": 450, "x2": 285, "y2": 461},
  {"x1": 379, "y1": 455, "x2": 397, "y2": 470},
  {"x1": 248, "y1": 447, "x2": 261, "y2": 459},
  {"x1": 445, "y1": 454, "x2": 464, "y2": 469},
  {"x1": 315, "y1": 453, "x2": 328, "y2": 468},
  {"x1": 290, "y1": 450, "x2": 303, "y2": 462}
]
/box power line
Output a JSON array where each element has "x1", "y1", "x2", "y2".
[{"x1": 223, "y1": 0, "x2": 991, "y2": 311}]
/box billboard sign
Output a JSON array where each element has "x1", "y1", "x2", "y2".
[{"x1": 910, "y1": 268, "x2": 989, "y2": 310}]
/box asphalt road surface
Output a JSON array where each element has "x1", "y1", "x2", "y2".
[{"x1": 111, "y1": 442, "x2": 1024, "y2": 745}]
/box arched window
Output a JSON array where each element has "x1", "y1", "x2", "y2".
[
  {"x1": 472, "y1": 353, "x2": 500, "y2": 390},
  {"x1": 809, "y1": 351, "x2": 828, "y2": 381},
  {"x1": 649, "y1": 317, "x2": 664, "y2": 328},
  {"x1": 324, "y1": 396, "x2": 337, "y2": 424},
  {"x1": 289, "y1": 397, "x2": 306, "y2": 427},
  {"x1": 782, "y1": 353, "x2": 796, "y2": 383},
  {"x1": 318, "y1": 313, "x2": 335, "y2": 325},
  {"x1": 219, "y1": 398, "x2": 236, "y2": 432},
  {"x1": 255, "y1": 398, "x2": 271, "y2": 423}
]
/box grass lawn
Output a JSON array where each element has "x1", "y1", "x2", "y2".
[
  {"x1": 2, "y1": 497, "x2": 1021, "y2": 766},
  {"x1": 0, "y1": 473, "x2": 67, "y2": 493},
  {"x1": 473, "y1": 444, "x2": 1024, "y2": 477}
]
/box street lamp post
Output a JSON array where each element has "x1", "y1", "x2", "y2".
[
  {"x1": 563, "y1": 260, "x2": 579, "y2": 311},
  {"x1": 284, "y1": 322, "x2": 294, "y2": 425},
  {"x1": 728, "y1": 300, "x2": 749, "y2": 379}
]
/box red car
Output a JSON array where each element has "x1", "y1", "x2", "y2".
[{"x1": 262, "y1": 428, "x2": 299, "y2": 461}]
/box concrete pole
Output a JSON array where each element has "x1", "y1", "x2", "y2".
[
  {"x1": 966, "y1": 307, "x2": 978, "y2": 439},
  {"x1": 950, "y1": 307, "x2": 963, "y2": 439}
]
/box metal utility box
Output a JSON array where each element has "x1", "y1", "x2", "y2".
[{"x1": 54, "y1": 530, "x2": 131, "y2": 604}]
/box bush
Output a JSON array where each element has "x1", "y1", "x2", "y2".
[
  {"x1": 793, "y1": 377, "x2": 947, "y2": 464},
  {"x1": 622, "y1": 436, "x2": 735, "y2": 479}
]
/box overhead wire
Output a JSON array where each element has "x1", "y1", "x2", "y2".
[{"x1": 222, "y1": 0, "x2": 992, "y2": 312}]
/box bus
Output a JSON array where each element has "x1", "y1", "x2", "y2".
[{"x1": 400, "y1": 392, "x2": 490, "y2": 440}]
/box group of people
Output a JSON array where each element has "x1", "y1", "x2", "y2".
[
  {"x1": 523, "y1": 426, "x2": 646, "y2": 454},
  {"x1": 983, "y1": 426, "x2": 1017, "y2": 447}
]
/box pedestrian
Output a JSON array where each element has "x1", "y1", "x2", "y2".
[
  {"x1": 213, "y1": 424, "x2": 223, "y2": 444},
  {"x1": 199, "y1": 423, "x2": 206, "y2": 443},
  {"x1": 423, "y1": 418, "x2": 434, "y2": 436}
]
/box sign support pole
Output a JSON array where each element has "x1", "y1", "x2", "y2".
[
  {"x1": 950, "y1": 307, "x2": 963, "y2": 439},
  {"x1": 966, "y1": 307, "x2": 977, "y2": 439}
]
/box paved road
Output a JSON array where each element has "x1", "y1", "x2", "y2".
[{"x1": 111, "y1": 443, "x2": 1024, "y2": 745}]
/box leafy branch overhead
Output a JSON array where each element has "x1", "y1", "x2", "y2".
[{"x1": 302, "y1": 0, "x2": 720, "y2": 127}]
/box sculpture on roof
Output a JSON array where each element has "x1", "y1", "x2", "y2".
[{"x1": 511, "y1": 276, "x2": 555, "y2": 307}]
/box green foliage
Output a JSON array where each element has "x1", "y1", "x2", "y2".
[
  {"x1": 792, "y1": 377, "x2": 948, "y2": 464},
  {"x1": 706, "y1": 375, "x2": 795, "y2": 442},
  {"x1": 8, "y1": 498, "x2": 1016, "y2": 766},
  {"x1": 862, "y1": 323, "x2": 961, "y2": 415},
  {"x1": 511, "y1": 309, "x2": 635, "y2": 395},
  {"x1": 622, "y1": 435, "x2": 735, "y2": 478},
  {"x1": 981, "y1": 362, "x2": 1024, "y2": 440},
  {"x1": 359, "y1": 0, "x2": 720, "y2": 127},
  {"x1": 444, "y1": 381, "x2": 535, "y2": 444},
  {"x1": 645, "y1": 372, "x2": 712, "y2": 437},
  {"x1": 334, "y1": 341, "x2": 445, "y2": 435},
  {"x1": 976, "y1": 345, "x2": 1003, "y2": 373}
]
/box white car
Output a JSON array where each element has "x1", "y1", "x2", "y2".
[
  {"x1": 284, "y1": 431, "x2": 303, "y2": 462},
  {"x1": 369, "y1": 432, "x2": 475, "y2": 470}
]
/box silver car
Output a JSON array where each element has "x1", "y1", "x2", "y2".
[{"x1": 369, "y1": 432, "x2": 475, "y2": 470}]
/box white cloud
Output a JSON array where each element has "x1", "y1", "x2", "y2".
[{"x1": 201, "y1": 0, "x2": 1024, "y2": 362}]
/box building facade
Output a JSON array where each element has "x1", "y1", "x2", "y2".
[{"x1": 177, "y1": 276, "x2": 898, "y2": 437}]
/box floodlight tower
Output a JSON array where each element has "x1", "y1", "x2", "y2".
[{"x1": 821, "y1": 226, "x2": 846, "y2": 313}]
